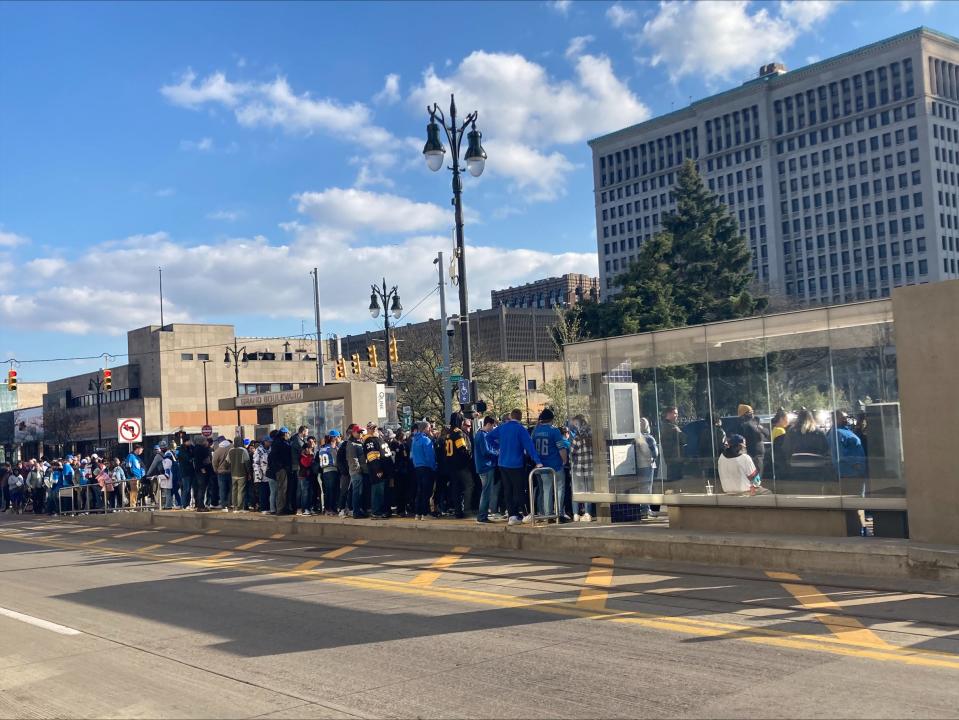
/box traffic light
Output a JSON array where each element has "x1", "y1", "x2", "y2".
[
  {"x1": 335, "y1": 357, "x2": 346, "y2": 379},
  {"x1": 103, "y1": 368, "x2": 112, "y2": 391},
  {"x1": 5, "y1": 369, "x2": 16, "y2": 392},
  {"x1": 389, "y1": 336, "x2": 398, "y2": 362},
  {"x1": 350, "y1": 353, "x2": 361, "y2": 375},
  {"x1": 367, "y1": 343, "x2": 378, "y2": 368}
]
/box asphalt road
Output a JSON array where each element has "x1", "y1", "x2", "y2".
[{"x1": 1, "y1": 515, "x2": 958, "y2": 719}]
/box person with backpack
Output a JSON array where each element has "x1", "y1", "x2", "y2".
[{"x1": 636, "y1": 417, "x2": 660, "y2": 520}]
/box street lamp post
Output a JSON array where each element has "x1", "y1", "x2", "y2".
[
  {"x1": 224, "y1": 339, "x2": 248, "y2": 438},
  {"x1": 201, "y1": 360, "x2": 212, "y2": 426},
  {"x1": 368, "y1": 278, "x2": 402, "y2": 386},
  {"x1": 423, "y1": 94, "x2": 487, "y2": 397},
  {"x1": 522, "y1": 363, "x2": 537, "y2": 425}
]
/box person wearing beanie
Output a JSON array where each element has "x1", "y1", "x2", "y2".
[{"x1": 737, "y1": 404, "x2": 768, "y2": 476}]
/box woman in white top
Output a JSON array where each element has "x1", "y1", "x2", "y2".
[{"x1": 717, "y1": 434, "x2": 769, "y2": 495}]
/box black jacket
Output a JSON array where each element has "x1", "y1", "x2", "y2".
[
  {"x1": 268, "y1": 436, "x2": 293, "y2": 477},
  {"x1": 739, "y1": 416, "x2": 768, "y2": 458}
]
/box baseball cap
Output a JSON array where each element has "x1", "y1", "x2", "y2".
[
  {"x1": 261, "y1": 435, "x2": 272, "y2": 443},
  {"x1": 348, "y1": 424, "x2": 363, "y2": 434},
  {"x1": 243, "y1": 438, "x2": 251, "y2": 446},
  {"x1": 727, "y1": 433, "x2": 746, "y2": 446},
  {"x1": 278, "y1": 426, "x2": 290, "y2": 434},
  {"x1": 159, "y1": 440, "x2": 168, "y2": 449},
  {"x1": 328, "y1": 429, "x2": 341, "y2": 437},
  {"x1": 66, "y1": 454, "x2": 74, "y2": 460}
]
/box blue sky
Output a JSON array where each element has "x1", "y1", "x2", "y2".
[{"x1": 2, "y1": 0, "x2": 956, "y2": 382}]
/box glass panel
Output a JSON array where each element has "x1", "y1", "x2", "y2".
[
  {"x1": 606, "y1": 334, "x2": 658, "y2": 516},
  {"x1": 764, "y1": 309, "x2": 834, "y2": 496},
  {"x1": 274, "y1": 399, "x2": 345, "y2": 439},
  {"x1": 705, "y1": 317, "x2": 772, "y2": 492},
  {"x1": 652, "y1": 325, "x2": 709, "y2": 496},
  {"x1": 565, "y1": 341, "x2": 606, "y2": 504},
  {"x1": 826, "y1": 303, "x2": 902, "y2": 499}
]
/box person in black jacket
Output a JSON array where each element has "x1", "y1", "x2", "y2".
[
  {"x1": 177, "y1": 436, "x2": 197, "y2": 509},
  {"x1": 446, "y1": 412, "x2": 473, "y2": 519},
  {"x1": 737, "y1": 404, "x2": 769, "y2": 476},
  {"x1": 268, "y1": 427, "x2": 294, "y2": 515},
  {"x1": 191, "y1": 437, "x2": 213, "y2": 512}
]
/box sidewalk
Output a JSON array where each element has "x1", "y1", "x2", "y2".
[{"x1": 69, "y1": 509, "x2": 959, "y2": 587}]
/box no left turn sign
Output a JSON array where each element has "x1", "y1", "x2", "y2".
[{"x1": 117, "y1": 417, "x2": 143, "y2": 443}]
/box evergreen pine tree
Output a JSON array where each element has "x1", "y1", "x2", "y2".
[{"x1": 577, "y1": 159, "x2": 766, "y2": 338}]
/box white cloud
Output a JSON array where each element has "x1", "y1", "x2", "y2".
[
  {"x1": 0, "y1": 201, "x2": 596, "y2": 336},
  {"x1": 180, "y1": 137, "x2": 214, "y2": 152},
  {"x1": 485, "y1": 141, "x2": 575, "y2": 201},
  {"x1": 24, "y1": 257, "x2": 66, "y2": 278},
  {"x1": 409, "y1": 50, "x2": 648, "y2": 197},
  {"x1": 547, "y1": 0, "x2": 573, "y2": 15},
  {"x1": 779, "y1": 0, "x2": 838, "y2": 30},
  {"x1": 639, "y1": 0, "x2": 835, "y2": 81},
  {"x1": 293, "y1": 187, "x2": 449, "y2": 234},
  {"x1": 374, "y1": 73, "x2": 401, "y2": 104},
  {"x1": 565, "y1": 35, "x2": 594, "y2": 59},
  {"x1": 0, "y1": 230, "x2": 29, "y2": 248},
  {"x1": 606, "y1": 2, "x2": 638, "y2": 28},
  {"x1": 154, "y1": 187, "x2": 176, "y2": 197},
  {"x1": 161, "y1": 71, "x2": 393, "y2": 151},
  {"x1": 160, "y1": 69, "x2": 246, "y2": 108},
  {"x1": 898, "y1": 0, "x2": 936, "y2": 11},
  {"x1": 206, "y1": 210, "x2": 242, "y2": 221}
]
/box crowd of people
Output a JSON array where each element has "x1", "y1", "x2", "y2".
[
  {"x1": 0, "y1": 408, "x2": 599, "y2": 526},
  {"x1": 0, "y1": 400, "x2": 871, "y2": 521}
]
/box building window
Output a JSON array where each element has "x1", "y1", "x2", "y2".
[
  {"x1": 197, "y1": 353, "x2": 210, "y2": 361},
  {"x1": 181, "y1": 353, "x2": 194, "y2": 361},
  {"x1": 527, "y1": 379, "x2": 537, "y2": 391}
]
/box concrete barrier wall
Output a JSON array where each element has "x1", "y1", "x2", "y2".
[{"x1": 893, "y1": 280, "x2": 959, "y2": 546}]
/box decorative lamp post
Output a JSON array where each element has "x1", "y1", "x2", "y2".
[
  {"x1": 368, "y1": 278, "x2": 402, "y2": 386},
  {"x1": 423, "y1": 94, "x2": 486, "y2": 397},
  {"x1": 224, "y1": 339, "x2": 248, "y2": 437}
]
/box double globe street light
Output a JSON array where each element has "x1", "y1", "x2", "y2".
[
  {"x1": 423, "y1": 94, "x2": 486, "y2": 397},
  {"x1": 369, "y1": 279, "x2": 403, "y2": 386}
]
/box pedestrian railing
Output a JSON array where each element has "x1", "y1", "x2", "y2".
[
  {"x1": 56, "y1": 478, "x2": 163, "y2": 516},
  {"x1": 526, "y1": 467, "x2": 560, "y2": 527}
]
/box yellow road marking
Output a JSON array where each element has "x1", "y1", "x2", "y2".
[
  {"x1": 270, "y1": 533, "x2": 285, "y2": 539},
  {"x1": 294, "y1": 560, "x2": 324, "y2": 572},
  {"x1": 410, "y1": 546, "x2": 471, "y2": 587},
  {"x1": 578, "y1": 556, "x2": 614, "y2": 611},
  {"x1": 206, "y1": 551, "x2": 234, "y2": 561},
  {"x1": 322, "y1": 540, "x2": 368, "y2": 559},
  {"x1": 168, "y1": 534, "x2": 203, "y2": 544},
  {"x1": 3, "y1": 529, "x2": 957, "y2": 671},
  {"x1": 82, "y1": 538, "x2": 107, "y2": 546},
  {"x1": 765, "y1": 571, "x2": 894, "y2": 649},
  {"x1": 205, "y1": 529, "x2": 220, "y2": 535},
  {"x1": 139, "y1": 544, "x2": 163, "y2": 552},
  {"x1": 235, "y1": 539, "x2": 270, "y2": 551},
  {"x1": 114, "y1": 530, "x2": 151, "y2": 539},
  {"x1": 68, "y1": 527, "x2": 102, "y2": 534}
]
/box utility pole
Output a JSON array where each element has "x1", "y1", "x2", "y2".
[
  {"x1": 158, "y1": 266, "x2": 164, "y2": 327},
  {"x1": 435, "y1": 252, "x2": 452, "y2": 423},
  {"x1": 311, "y1": 268, "x2": 325, "y2": 386}
]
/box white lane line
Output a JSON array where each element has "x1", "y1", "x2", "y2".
[{"x1": 0, "y1": 606, "x2": 83, "y2": 636}]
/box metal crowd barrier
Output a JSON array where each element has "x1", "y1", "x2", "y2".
[
  {"x1": 527, "y1": 467, "x2": 560, "y2": 527},
  {"x1": 57, "y1": 478, "x2": 163, "y2": 515}
]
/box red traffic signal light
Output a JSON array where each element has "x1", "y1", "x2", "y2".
[
  {"x1": 6, "y1": 369, "x2": 16, "y2": 391},
  {"x1": 103, "y1": 368, "x2": 113, "y2": 391}
]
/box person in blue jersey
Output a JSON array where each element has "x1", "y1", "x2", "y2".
[
  {"x1": 485, "y1": 409, "x2": 542, "y2": 526},
  {"x1": 474, "y1": 416, "x2": 499, "y2": 523},
  {"x1": 410, "y1": 421, "x2": 438, "y2": 521},
  {"x1": 530, "y1": 409, "x2": 569, "y2": 523}
]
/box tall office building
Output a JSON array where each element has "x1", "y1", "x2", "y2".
[{"x1": 590, "y1": 27, "x2": 959, "y2": 304}]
